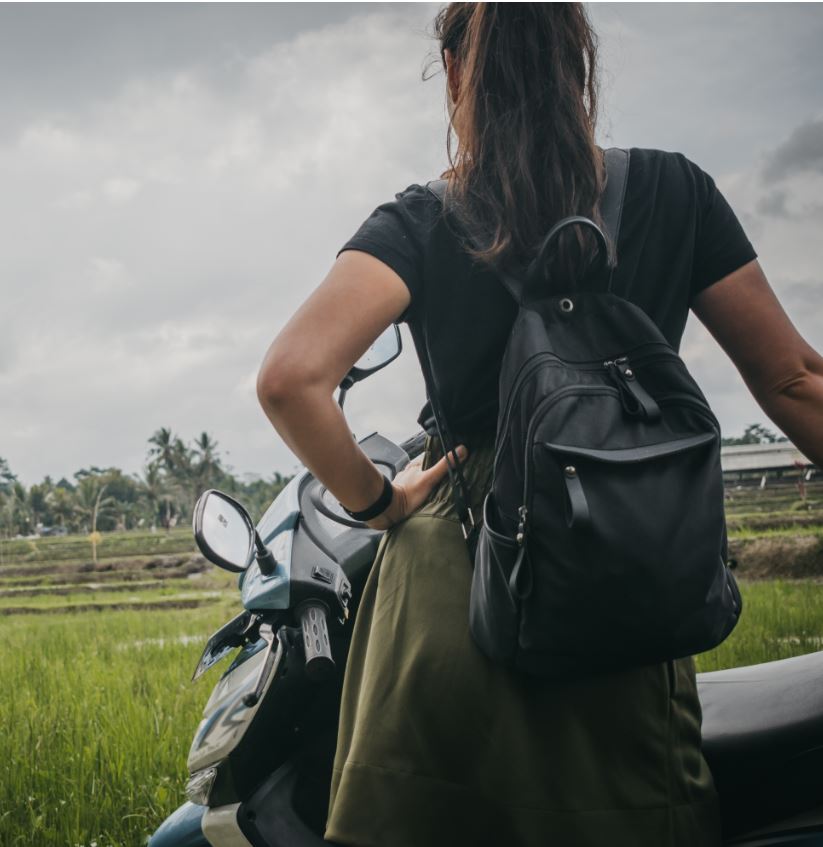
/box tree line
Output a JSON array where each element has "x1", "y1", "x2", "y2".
[
  {"x1": 0, "y1": 421, "x2": 793, "y2": 540},
  {"x1": 720, "y1": 423, "x2": 789, "y2": 446},
  {"x1": 0, "y1": 428, "x2": 291, "y2": 538}
]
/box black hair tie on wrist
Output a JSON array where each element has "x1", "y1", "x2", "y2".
[{"x1": 341, "y1": 474, "x2": 394, "y2": 522}]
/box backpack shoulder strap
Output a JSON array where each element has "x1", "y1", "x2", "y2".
[
  {"x1": 600, "y1": 146, "x2": 630, "y2": 292},
  {"x1": 426, "y1": 177, "x2": 447, "y2": 204}
]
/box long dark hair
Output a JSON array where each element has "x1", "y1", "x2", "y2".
[{"x1": 429, "y1": 3, "x2": 607, "y2": 285}]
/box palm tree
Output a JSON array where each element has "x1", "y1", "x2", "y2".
[
  {"x1": 50, "y1": 487, "x2": 74, "y2": 531},
  {"x1": 139, "y1": 464, "x2": 178, "y2": 531},
  {"x1": 0, "y1": 492, "x2": 18, "y2": 565},
  {"x1": 192, "y1": 432, "x2": 224, "y2": 499},
  {"x1": 194, "y1": 432, "x2": 220, "y2": 471},
  {"x1": 147, "y1": 427, "x2": 198, "y2": 516},
  {"x1": 28, "y1": 478, "x2": 55, "y2": 530},
  {"x1": 0, "y1": 457, "x2": 16, "y2": 496},
  {"x1": 3, "y1": 483, "x2": 32, "y2": 537},
  {"x1": 73, "y1": 479, "x2": 117, "y2": 564},
  {"x1": 148, "y1": 427, "x2": 177, "y2": 471}
]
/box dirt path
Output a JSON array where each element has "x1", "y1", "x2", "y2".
[{"x1": 729, "y1": 535, "x2": 823, "y2": 579}]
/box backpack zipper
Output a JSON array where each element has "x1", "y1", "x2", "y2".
[
  {"x1": 494, "y1": 345, "x2": 681, "y2": 478},
  {"x1": 655, "y1": 393, "x2": 720, "y2": 432}
]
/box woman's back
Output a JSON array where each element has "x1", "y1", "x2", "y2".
[{"x1": 338, "y1": 147, "x2": 757, "y2": 446}]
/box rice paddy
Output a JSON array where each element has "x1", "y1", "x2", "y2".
[{"x1": 0, "y1": 479, "x2": 821, "y2": 846}]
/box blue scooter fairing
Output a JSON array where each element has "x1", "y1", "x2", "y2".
[{"x1": 148, "y1": 800, "x2": 209, "y2": 847}]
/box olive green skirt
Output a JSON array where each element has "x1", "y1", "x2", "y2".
[{"x1": 325, "y1": 435, "x2": 721, "y2": 847}]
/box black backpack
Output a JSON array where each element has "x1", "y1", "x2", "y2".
[{"x1": 423, "y1": 147, "x2": 742, "y2": 680}]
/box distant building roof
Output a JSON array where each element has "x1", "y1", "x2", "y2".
[{"x1": 721, "y1": 442, "x2": 815, "y2": 473}]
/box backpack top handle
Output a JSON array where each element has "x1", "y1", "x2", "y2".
[
  {"x1": 427, "y1": 147, "x2": 630, "y2": 307},
  {"x1": 523, "y1": 215, "x2": 613, "y2": 297},
  {"x1": 520, "y1": 146, "x2": 630, "y2": 303}
]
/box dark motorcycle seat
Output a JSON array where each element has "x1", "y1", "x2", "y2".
[{"x1": 698, "y1": 650, "x2": 823, "y2": 837}]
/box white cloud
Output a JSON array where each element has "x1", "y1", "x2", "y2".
[
  {"x1": 102, "y1": 177, "x2": 141, "y2": 204},
  {"x1": 53, "y1": 189, "x2": 93, "y2": 211},
  {"x1": 677, "y1": 143, "x2": 823, "y2": 441},
  {"x1": 0, "y1": 6, "x2": 440, "y2": 482},
  {"x1": 18, "y1": 121, "x2": 81, "y2": 156},
  {"x1": 89, "y1": 256, "x2": 129, "y2": 291},
  {"x1": 0, "y1": 4, "x2": 821, "y2": 482}
]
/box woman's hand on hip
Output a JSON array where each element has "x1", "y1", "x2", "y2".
[{"x1": 365, "y1": 445, "x2": 469, "y2": 530}]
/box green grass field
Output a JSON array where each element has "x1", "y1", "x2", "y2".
[
  {"x1": 0, "y1": 528, "x2": 195, "y2": 568},
  {"x1": 0, "y1": 604, "x2": 236, "y2": 847},
  {"x1": 0, "y1": 480, "x2": 821, "y2": 846},
  {"x1": 695, "y1": 578, "x2": 823, "y2": 670}
]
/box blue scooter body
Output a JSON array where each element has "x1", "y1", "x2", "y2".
[{"x1": 148, "y1": 801, "x2": 208, "y2": 847}]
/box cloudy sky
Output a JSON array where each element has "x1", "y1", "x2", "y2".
[{"x1": 1, "y1": 3, "x2": 821, "y2": 484}]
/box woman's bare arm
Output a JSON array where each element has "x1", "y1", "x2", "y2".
[
  {"x1": 256, "y1": 249, "x2": 464, "y2": 529},
  {"x1": 690, "y1": 258, "x2": 823, "y2": 467}
]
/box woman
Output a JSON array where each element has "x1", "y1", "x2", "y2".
[{"x1": 257, "y1": 5, "x2": 823, "y2": 846}]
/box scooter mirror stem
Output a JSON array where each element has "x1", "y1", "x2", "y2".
[
  {"x1": 337, "y1": 373, "x2": 356, "y2": 409},
  {"x1": 254, "y1": 534, "x2": 277, "y2": 576}
]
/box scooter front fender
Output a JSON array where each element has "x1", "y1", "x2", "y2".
[{"x1": 148, "y1": 801, "x2": 210, "y2": 847}]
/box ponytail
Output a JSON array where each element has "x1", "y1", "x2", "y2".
[{"x1": 430, "y1": 3, "x2": 606, "y2": 286}]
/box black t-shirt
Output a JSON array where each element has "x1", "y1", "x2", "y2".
[{"x1": 337, "y1": 147, "x2": 757, "y2": 447}]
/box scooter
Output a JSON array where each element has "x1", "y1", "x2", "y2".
[{"x1": 149, "y1": 324, "x2": 823, "y2": 847}]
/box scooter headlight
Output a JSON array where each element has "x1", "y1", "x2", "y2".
[{"x1": 185, "y1": 766, "x2": 218, "y2": 806}]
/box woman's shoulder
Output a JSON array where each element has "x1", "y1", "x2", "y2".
[
  {"x1": 369, "y1": 181, "x2": 441, "y2": 234},
  {"x1": 383, "y1": 180, "x2": 451, "y2": 249},
  {"x1": 625, "y1": 146, "x2": 714, "y2": 189},
  {"x1": 340, "y1": 181, "x2": 439, "y2": 258},
  {"x1": 386, "y1": 181, "x2": 438, "y2": 207},
  {"x1": 621, "y1": 146, "x2": 729, "y2": 220}
]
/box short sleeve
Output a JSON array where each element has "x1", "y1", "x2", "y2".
[
  {"x1": 336, "y1": 183, "x2": 431, "y2": 324},
  {"x1": 683, "y1": 156, "x2": 758, "y2": 298}
]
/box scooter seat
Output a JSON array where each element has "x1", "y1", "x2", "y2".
[{"x1": 698, "y1": 650, "x2": 823, "y2": 837}]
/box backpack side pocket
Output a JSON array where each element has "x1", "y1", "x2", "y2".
[{"x1": 469, "y1": 491, "x2": 521, "y2": 665}]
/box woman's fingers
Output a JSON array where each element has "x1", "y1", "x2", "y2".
[
  {"x1": 424, "y1": 445, "x2": 468, "y2": 488},
  {"x1": 366, "y1": 445, "x2": 470, "y2": 530}
]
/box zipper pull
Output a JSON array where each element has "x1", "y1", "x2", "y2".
[
  {"x1": 615, "y1": 358, "x2": 635, "y2": 380},
  {"x1": 516, "y1": 505, "x2": 528, "y2": 546},
  {"x1": 602, "y1": 355, "x2": 628, "y2": 369},
  {"x1": 605, "y1": 355, "x2": 662, "y2": 421}
]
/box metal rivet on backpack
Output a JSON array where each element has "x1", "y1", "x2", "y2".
[
  {"x1": 559, "y1": 297, "x2": 574, "y2": 312},
  {"x1": 564, "y1": 465, "x2": 576, "y2": 477}
]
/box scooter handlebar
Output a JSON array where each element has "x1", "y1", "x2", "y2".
[{"x1": 298, "y1": 601, "x2": 335, "y2": 682}]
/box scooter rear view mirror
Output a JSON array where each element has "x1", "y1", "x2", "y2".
[
  {"x1": 343, "y1": 323, "x2": 402, "y2": 388},
  {"x1": 193, "y1": 490, "x2": 256, "y2": 573}
]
